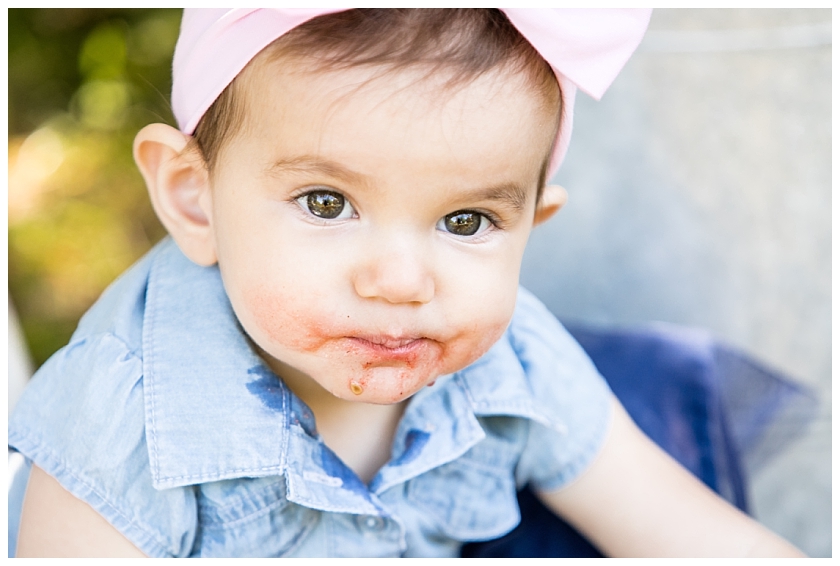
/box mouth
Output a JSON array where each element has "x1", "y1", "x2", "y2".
[{"x1": 348, "y1": 335, "x2": 427, "y2": 354}]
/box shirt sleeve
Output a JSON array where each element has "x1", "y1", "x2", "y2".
[
  {"x1": 510, "y1": 289, "x2": 614, "y2": 493},
  {"x1": 8, "y1": 333, "x2": 198, "y2": 557}
]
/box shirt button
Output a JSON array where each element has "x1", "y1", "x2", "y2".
[{"x1": 355, "y1": 514, "x2": 386, "y2": 532}]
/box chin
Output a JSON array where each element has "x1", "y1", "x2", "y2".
[{"x1": 329, "y1": 363, "x2": 440, "y2": 405}]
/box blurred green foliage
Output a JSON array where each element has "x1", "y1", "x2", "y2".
[{"x1": 9, "y1": 9, "x2": 182, "y2": 367}]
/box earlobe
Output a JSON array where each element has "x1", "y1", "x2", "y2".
[
  {"x1": 133, "y1": 123, "x2": 218, "y2": 266},
  {"x1": 533, "y1": 184, "x2": 568, "y2": 227}
]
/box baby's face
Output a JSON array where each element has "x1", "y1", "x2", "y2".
[{"x1": 206, "y1": 58, "x2": 558, "y2": 405}]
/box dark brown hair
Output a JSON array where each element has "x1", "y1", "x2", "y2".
[{"x1": 193, "y1": 9, "x2": 561, "y2": 190}]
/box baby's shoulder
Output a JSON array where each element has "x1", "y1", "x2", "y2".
[
  {"x1": 456, "y1": 286, "x2": 610, "y2": 438},
  {"x1": 505, "y1": 287, "x2": 606, "y2": 396},
  {"x1": 9, "y1": 329, "x2": 198, "y2": 556},
  {"x1": 472, "y1": 287, "x2": 613, "y2": 492},
  {"x1": 10, "y1": 240, "x2": 159, "y2": 454},
  {"x1": 9, "y1": 240, "x2": 199, "y2": 557},
  {"x1": 508, "y1": 287, "x2": 593, "y2": 358}
]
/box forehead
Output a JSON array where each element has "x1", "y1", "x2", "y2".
[{"x1": 227, "y1": 53, "x2": 559, "y2": 189}]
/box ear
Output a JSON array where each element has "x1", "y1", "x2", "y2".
[
  {"x1": 533, "y1": 184, "x2": 568, "y2": 227},
  {"x1": 133, "y1": 123, "x2": 217, "y2": 266}
]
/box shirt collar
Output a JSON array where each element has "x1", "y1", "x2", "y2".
[
  {"x1": 142, "y1": 240, "x2": 552, "y2": 492},
  {"x1": 142, "y1": 240, "x2": 291, "y2": 489}
]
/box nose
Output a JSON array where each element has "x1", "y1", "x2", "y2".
[{"x1": 353, "y1": 235, "x2": 435, "y2": 305}]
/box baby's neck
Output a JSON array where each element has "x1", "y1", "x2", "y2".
[
  {"x1": 266, "y1": 356, "x2": 407, "y2": 484},
  {"x1": 307, "y1": 394, "x2": 407, "y2": 484}
]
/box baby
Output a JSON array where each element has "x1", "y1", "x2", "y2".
[{"x1": 10, "y1": 9, "x2": 804, "y2": 557}]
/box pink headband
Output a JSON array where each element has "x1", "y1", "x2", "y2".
[{"x1": 172, "y1": 8, "x2": 651, "y2": 176}]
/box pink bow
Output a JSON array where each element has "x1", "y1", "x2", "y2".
[{"x1": 172, "y1": 8, "x2": 651, "y2": 175}]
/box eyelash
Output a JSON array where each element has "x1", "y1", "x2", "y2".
[
  {"x1": 291, "y1": 187, "x2": 503, "y2": 238},
  {"x1": 436, "y1": 209, "x2": 500, "y2": 239}
]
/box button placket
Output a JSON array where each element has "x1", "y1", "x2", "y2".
[{"x1": 354, "y1": 514, "x2": 387, "y2": 533}]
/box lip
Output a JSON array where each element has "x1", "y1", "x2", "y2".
[{"x1": 348, "y1": 335, "x2": 427, "y2": 354}]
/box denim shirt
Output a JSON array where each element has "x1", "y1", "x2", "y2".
[{"x1": 9, "y1": 238, "x2": 611, "y2": 557}]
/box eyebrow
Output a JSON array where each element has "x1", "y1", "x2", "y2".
[
  {"x1": 465, "y1": 182, "x2": 530, "y2": 212},
  {"x1": 266, "y1": 155, "x2": 530, "y2": 211},
  {"x1": 266, "y1": 155, "x2": 366, "y2": 185}
]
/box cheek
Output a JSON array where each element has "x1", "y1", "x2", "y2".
[
  {"x1": 434, "y1": 276, "x2": 519, "y2": 377},
  {"x1": 238, "y1": 283, "x2": 336, "y2": 353},
  {"x1": 440, "y1": 314, "x2": 510, "y2": 373}
]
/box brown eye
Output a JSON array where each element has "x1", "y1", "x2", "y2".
[
  {"x1": 296, "y1": 190, "x2": 355, "y2": 220},
  {"x1": 441, "y1": 211, "x2": 487, "y2": 236},
  {"x1": 307, "y1": 192, "x2": 344, "y2": 218}
]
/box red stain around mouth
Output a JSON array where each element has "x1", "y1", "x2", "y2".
[{"x1": 240, "y1": 284, "x2": 510, "y2": 404}]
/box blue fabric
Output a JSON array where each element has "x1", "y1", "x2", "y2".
[
  {"x1": 462, "y1": 322, "x2": 816, "y2": 558},
  {"x1": 8, "y1": 238, "x2": 612, "y2": 557},
  {"x1": 571, "y1": 323, "x2": 747, "y2": 509}
]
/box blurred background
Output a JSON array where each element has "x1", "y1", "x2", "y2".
[
  {"x1": 7, "y1": 8, "x2": 831, "y2": 557},
  {"x1": 9, "y1": 8, "x2": 178, "y2": 370}
]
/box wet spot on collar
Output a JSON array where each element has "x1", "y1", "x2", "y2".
[
  {"x1": 392, "y1": 429, "x2": 431, "y2": 467},
  {"x1": 245, "y1": 365, "x2": 285, "y2": 413}
]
